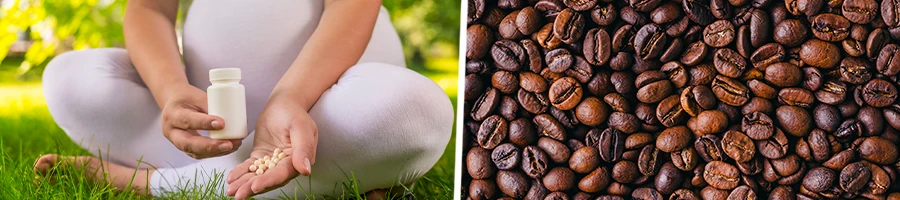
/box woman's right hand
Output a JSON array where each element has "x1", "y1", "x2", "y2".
[{"x1": 160, "y1": 83, "x2": 242, "y2": 159}]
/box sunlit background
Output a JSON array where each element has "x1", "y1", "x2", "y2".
[{"x1": 0, "y1": 0, "x2": 459, "y2": 198}]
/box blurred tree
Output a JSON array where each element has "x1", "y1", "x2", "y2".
[
  {"x1": 383, "y1": 0, "x2": 460, "y2": 71},
  {"x1": 0, "y1": 0, "x2": 127, "y2": 77}
]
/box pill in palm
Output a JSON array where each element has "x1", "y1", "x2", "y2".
[{"x1": 247, "y1": 148, "x2": 287, "y2": 174}]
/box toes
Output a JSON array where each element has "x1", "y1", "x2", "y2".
[{"x1": 33, "y1": 154, "x2": 58, "y2": 176}]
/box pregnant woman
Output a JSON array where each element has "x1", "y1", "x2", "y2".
[{"x1": 34, "y1": 0, "x2": 453, "y2": 199}]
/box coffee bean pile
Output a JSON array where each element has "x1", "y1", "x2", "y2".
[{"x1": 464, "y1": 0, "x2": 900, "y2": 199}]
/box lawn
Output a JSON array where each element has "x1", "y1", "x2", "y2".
[{"x1": 0, "y1": 60, "x2": 457, "y2": 199}]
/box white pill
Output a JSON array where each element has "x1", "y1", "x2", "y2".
[
  {"x1": 264, "y1": 160, "x2": 272, "y2": 166},
  {"x1": 259, "y1": 165, "x2": 268, "y2": 171},
  {"x1": 263, "y1": 155, "x2": 270, "y2": 161},
  {"x1": 249, "y1": 165, "x2": 258, "y2": 171},
  {"x1": 273, "y1": 148, "x2": 282, "y2": 155},
  {"x1": 267, "y1": 163, "x2": 276, "y2": 169},
  {"x1": 255, "y1": 169, "x2": 264, "y2": 175},
  {"x1": 254, "y1": 159, "x2": 262, "y2": 165},
  {"x1": 278, "y1": 152, "x2": 287, "y2": 159}
]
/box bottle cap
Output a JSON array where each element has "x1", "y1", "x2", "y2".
[{"x1": 210, "y1": 68, "x2": 241, "y2": 81}]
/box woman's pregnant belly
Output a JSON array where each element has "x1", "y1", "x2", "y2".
[
  {"x1": 182, "y1": 0, "x2": 324, "y2": 131},
  {"x1": 181, "y1": 1, "x2": 405, "y2": 131}
]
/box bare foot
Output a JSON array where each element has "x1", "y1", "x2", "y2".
[{"x1": 33, "y1": 154, "x2": 154, "y2": 195}]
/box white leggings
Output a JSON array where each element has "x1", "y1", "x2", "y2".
[{"x1": 41, "y1": 48, "x2": 453, "y2": 197}]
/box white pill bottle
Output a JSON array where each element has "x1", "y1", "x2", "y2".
[{"x1": 207, "y1": 68, "x2": 248, "y2": 139}]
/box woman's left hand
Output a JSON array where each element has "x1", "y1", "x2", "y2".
[{"x1": 225, "y1": 98, "x2": 318, "y2": 199}]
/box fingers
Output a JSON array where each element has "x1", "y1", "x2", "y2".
[
  {"x1": 227, "y1": 159, "x2": 254, "y2": 183},
  {"x1": 169, "y1": 108, "x2": 225, "y2": 130},
  {"x1": 251, "y1": 159, "x2": 299, "y2": 193},
  {"x1": 167, "y1": 129, "x2": 241, "y2": 159},
  {"x1": 226, "y1": 173, "x2": 254, "y2": 196},
  {"x1": 290, "y1": 121, "x2": 319, "y2": 176},
  {"x1": 234, "y1": 176, "x2": 257, "y2": 200}
]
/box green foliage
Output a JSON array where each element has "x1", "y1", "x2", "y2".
[
  {"x1": 0, "y1": 0, "x2": 126, "y2": 76},
  {"x1": 382, "y1": 0, "x2": 460, "y2": 71}
]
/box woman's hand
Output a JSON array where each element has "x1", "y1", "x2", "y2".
[
  {"x1": 225, "y1": 97, "x2": 318, "y2": 199},
  {"x1": 160, "y1": 83, "x2": 242, "y2": 159}
]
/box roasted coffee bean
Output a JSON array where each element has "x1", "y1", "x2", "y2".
[
  {"x1": 599, "y1": 128, "x2": 626, "y2": 162},
  {"x1": 553, "y1": 8, "x2": 583, "y2": 44},
  {"x1": 776, "y1": 105, "x2": 813, "y2": 137},
  {"x1": 468, "y1": 24, "x2": 494, "y2": 59},
  {"x1": 591, "y1": 4, "x2": 617, "y2": 26},
  {"x1": 478, "y1": 115, "x2": 508, "y2": 149},
  {"x1": 543, "y1": 167, "x2": 575, "y2": 192},
  {"x1": 635, "y1": 24, "x2": 669, "y2": 60},
  {"x1": 811, "y1": 13, "x2": 851, "y2": 42},
  {"x1": 695, "y1": 135, "x2": 726, "y2": 162},
  {"x1": 742, "y1": 112, "x2": 775, "y2": 140},
  {"x1": 549, "y1": 77, "x2": 583, "y2": 110},
  {"x1": 583, "y1": 28, "x2": 611, "y2": 66},
  {"x1": 657, "y1": 95, "x2": 689, "y2": 127},
  {"x1": 774, "y1": 19, "x2": 808, "y2": 47},
  {"x1": 657, "y1": 126, "x2": 693, "y2": 153},
  {"x1": 800, "y1": 39, "x2": 841, "y2": 69},
  {"x1": 749, "y1": 9, "x2": 770, "y2": 47},
  {"x1": 574, "y1": 97, "x2": 608, "y2": 126},
  {"x1": 579, "y1": 166, "x2": 610, "y2": 193},
  {"x1": 704, "y1": 161, "x2": 740, "y2": 190},
  {"x1": 858, "y1": 136, "x2": 899, "y2": 165},
  {"x1": 492, "y1": 70, "x2": 519, "y2": 94},
  {"x1": 877, "y1": 44, "x2": 900, "y2": 76},
  {"x1": 727, "y1": 185, "x2": 756, "y2": 200},
  {"x1": 522, "y1": 145, "x2": 549, "y2": 179},
  {"x1": 509, "y1": 118, "x2": 536, "y2": 147},
  {"x1": 862, "y1": 79, "x2": 898, "y2": 107},
  {"x1": 721, "y1": 130, "x2": 756, "y2": 162},
  {"x1": 683, "y1": 0, "x2": 715, "y2": 25},
  {"x1": 638, "y1": 145, "x2": 664, "y2": 176},
  {"x1": 682, "y1": 41, "x2": 710, "y2": 66},
  {"x1": 840, "y1": 56, "x2": 874, "y2": 85},
  {"x1": 778, "y1": 88, "x2": 815, "y2": 108},
  {"x1": 703, "y1": 20, "x2": 735, "y2": 48},
  {"x1": 469, "y1": 179, "x2": 498, "y2": 200},
  {"x1": 632, "y1": 187, "x2": 664, "y2": 200},
  {"x1": 497, "y1": 170, "x2": 530, "y2": 198},
  {"x1": 884, "y1": 0, "x2": 900, "y2": 27},
  {"x1": 816, "y1": 81, "x2": 847, "y2": 106},
  {"x1": 604, "y1": 93, "x2": 630, "y2": 113},
  {"x1": 681, "y1": 85, "x2": 717, "y2": 116},
  {"x1": 713, "y1": 48, "x2": 747, "y2": 78},
  {"x1": 468, "y1": 146, "x2": 497, "y2": 179},
  {"x1": 533, "y1": 114, "x2": 565, "y2": 141},
  {"x1": 840, "y1": 162, "x2": 871, "y2": 194},
  {"x1": 568, "y1": 147, "x2": 600, "y2": 174},
  {"x1": 844, "y1": 0, "x2": 878, "y2": 24},
  {"x1": 712, "y1": 76, "x2": 750, "y2": 106},
  {"x1": 492, "y1": 143, "x2": 522, "y2": 170},
  {"x1": 689, "y1": 110, "x2": 729, "y2": 136},
  {"x1": 538, "y1": 137, "x2": 571, "y2": 164},
  {"x1": 750, "y1": 43, "x2": 786, "y2": 69},
  {"x1": 802, "y1": 166, "x2": 837, "y2": 193},
  {"x1": 492, "y1": 40, "x2": 527, "y2": 71},
  {"x1": 764, "y1": 62, "x2": 803, "y2": 87}
]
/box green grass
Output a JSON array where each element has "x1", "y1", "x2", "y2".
[{"x1": 0, "y1": 79, "x2": 456, "y2": 199}]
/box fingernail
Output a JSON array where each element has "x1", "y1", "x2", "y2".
[
  {"x1": 218, "y1": 143, "x2": 232, "y2": 151},
  {"x1": 304, "y1": 157, "x2": 312, "y2": 175},
  {"x1": 211, "y1": 121, "x2": 221, "y2": 128}
]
